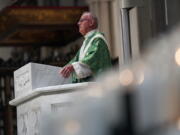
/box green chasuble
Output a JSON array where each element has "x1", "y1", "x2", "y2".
[{"x1": 69, "y1": 31, "x2": 112, "y2": 83}]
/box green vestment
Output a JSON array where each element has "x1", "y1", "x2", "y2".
[{"x1": 69, "y1": 31, "x2": 112, "y2": 83}]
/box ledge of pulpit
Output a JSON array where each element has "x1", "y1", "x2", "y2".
[{"x1": 9, "y1": 82, "x2": 95, "y2": 106}]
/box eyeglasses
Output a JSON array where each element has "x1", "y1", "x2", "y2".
[{"x1": 78, "y1": 18, "x2": 89, "y2": 23}]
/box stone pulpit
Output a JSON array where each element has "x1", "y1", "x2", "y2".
[{"x1": 9, "y1": 63, "x2": 93, "y2": 135}]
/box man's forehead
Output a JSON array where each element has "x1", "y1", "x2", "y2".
[{"x1": 81, "y1": 13, "x2": 90, "y2": 19}]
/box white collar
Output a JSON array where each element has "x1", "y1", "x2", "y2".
[{"x1": 84, "y1": 29, "x2": 98, "y2": 39}]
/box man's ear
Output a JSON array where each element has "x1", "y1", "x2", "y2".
[{"x1": 89, "y1": 19, "x2": 94, "y2": 27}]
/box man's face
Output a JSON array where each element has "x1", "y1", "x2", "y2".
[{"x1": 78, "y1": 14, "x2": 90, "y2": 36}]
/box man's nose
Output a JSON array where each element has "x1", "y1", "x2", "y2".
[{"x1": 77, "y1": 21, "x2": 80, "y2": 26}]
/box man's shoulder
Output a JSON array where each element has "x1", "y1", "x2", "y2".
[
  {"x1": 91, "y1": 34, "x2": 108, "y2": 47},
  {"x1": 92, "y1": 32, "x2": 106, "y2": 43},
  {"x1": 91, "y1": 31, "x2": 105, "y2": 40},
  {"x1": 94, "y1": 31, "x2": 104, "y2": 36}
]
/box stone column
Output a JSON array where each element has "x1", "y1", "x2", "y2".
[
  {"x1": 119, "y1": 0, "x2": 154, "y2": 63},
  {"x1": 132, "y1": 1, "x2": 153, "y2": 52},
  {"x1": 129, "y1": 7, "x2": 141, "y2": 60}
]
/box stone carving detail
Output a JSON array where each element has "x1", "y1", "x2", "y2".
[
  {"x1": 18, "y1": 108, "x2": 41, "y2": 135},
  {"x1": 19, "y1": 113, "x2": 28, "y2": 135},
  {"x1": 14, "y1": 63, "x2": 71, "y2": 98},
  {"x1": 30, "y1": 108, "x2": 41, "y2": 135},
  {"x1": 15, "y1": 70, "x2": 30, "y2": 92}
]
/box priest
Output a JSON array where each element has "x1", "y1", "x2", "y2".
[{"x1": 60, "y1": 12, "x2": 112, "y2": 83}]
